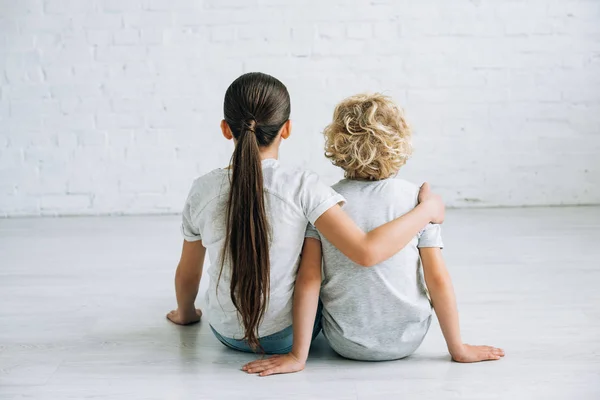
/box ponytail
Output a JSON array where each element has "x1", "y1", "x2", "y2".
[
  {"x1": 222, "y1": 120, "x2": 271, "y2": 350},
  {"x1": 220, "y1": 72, "x2": 291, "y2": 350}
]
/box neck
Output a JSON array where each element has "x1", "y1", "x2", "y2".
[{"x1": 259, "y1": 144, "x2": 279, "y2": 161}]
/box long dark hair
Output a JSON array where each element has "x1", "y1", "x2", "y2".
[{"x1": 220, "y1": 72, "x2": 291, "y2": 349}]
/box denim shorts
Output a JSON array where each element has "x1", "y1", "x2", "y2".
[{"x1": 210, "y1": 302, "x2": 323, "y2": 354}]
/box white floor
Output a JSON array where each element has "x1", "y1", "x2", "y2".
[{"x1": 0, "y1": 207, "x2": 599, "y2": 400}]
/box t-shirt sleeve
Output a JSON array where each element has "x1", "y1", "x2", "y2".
[
  {"x1": 181, "y1": 190, "x2": 202, "y2": 242},
  {"x1": 298, "y1": 171, "x2": 345, "y2": 225},
  {"x1": 304, "y1": 223, "x2": 321, "y2": 241},
  {"x1": 417, "y1": 223, "x2": 443, "y2": 248}
]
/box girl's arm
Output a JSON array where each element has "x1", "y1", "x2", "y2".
[
  {"x1": 420, "y1": 247, "x2": 505, "y2": 362},
  {"x1": 166, "y1": 240, "x2": 206, "y2": 325},
  {"x1": 243, "y1": 238, "x2": 323, "y2": 376},
  {"x1": 314, "y1": 183, "x2": 444, "y2": 267}
]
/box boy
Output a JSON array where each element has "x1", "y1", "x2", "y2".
[{"x1": 309, "y1": 93, "x2": 504, "y2": 362}]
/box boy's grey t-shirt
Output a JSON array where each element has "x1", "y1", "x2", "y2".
[
  {"x1": 305, "y1": 178, "x2": 443, "y2": 361},
  {"x1": 182, "y1": 159, "x2": 344, "y2": 339}
]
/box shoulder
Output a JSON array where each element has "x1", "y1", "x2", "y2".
[
  {"x1": 388, "y1": 177, "x2": 420, "y2": 192},
  {"x1": 387, "y1": 178, "x2": 421, "y2": 206},
  {"x1": 264, "y1": 161, "x2": 326, "y2": 193},
  {"x1": 185, "y1": 168, "x2": 228, "y2": 213}
]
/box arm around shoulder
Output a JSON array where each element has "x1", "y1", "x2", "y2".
[{"x1": 314, "y1": 192, "x2": 442, "y2": 267}]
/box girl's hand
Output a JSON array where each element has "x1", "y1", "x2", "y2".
[
  {"x1": 418, "y1": 182, "x2": 445, "y2": 224},
  {"x1": 166, "y1": 308, "x2": 202, "y2": 325},
  {"x1": 451, "y1": 344, "x2": 505, "y2": 363},
  {"x1": 242, "y1": 353, "x2": 306, "y2": 377}
]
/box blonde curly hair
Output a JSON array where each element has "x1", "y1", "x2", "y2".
[{"x1": 323, "y1": 93, "x2": 412, "y2": 181}]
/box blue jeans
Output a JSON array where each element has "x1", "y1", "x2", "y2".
[{"x1": 210, "y1": 302, "x2": 323, "y2": 354}]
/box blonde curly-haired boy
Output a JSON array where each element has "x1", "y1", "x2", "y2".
[{"x1": 305, "y1": 93, "x2": 504, "y2": 362}]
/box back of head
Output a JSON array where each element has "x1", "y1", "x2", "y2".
[
  {"x1": 221, "y1": 72, "x2": 290, "y2": 350},
  {"x1": 323, "y1": 93, "x2": 412, "y2": 181}
]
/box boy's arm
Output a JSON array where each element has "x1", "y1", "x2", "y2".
[
  {"x1": 166, "y1": 240, "x2": 206, "y2": 325},
  {"x1": 420, "y1": 247, "x2": 504, "y2": 362},
  {"x1": 315, "y1": 183, "x2": 444, "y2": 267},
  {"x1": 243, "y1": 237, "x2": 323, "y2": 376}
]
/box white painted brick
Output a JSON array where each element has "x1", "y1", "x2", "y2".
[
  {"x1": 317, "y1": 23, "x2": 345, "y2": 40},
  {"x1": 346, "y1": 23, "x2": 373, "y2": 40},
  {"x1": 142, "y1": 0, "x2": 200, "y2": 11},
  {"x1": 42, "y1": 64, "x2": 74, "y2": 82},
  {"x1": 70, "y1": 64, "x2": 111, "y2": 82},
  {"x1": 5, "y1": 115, "x2": 43, "y2": 133},
  {"x1": 5, "y1": 83, "x2": 50, "y2": 100},
  {"x1": 40, "y1": 194, "x2": 91, "y2": 212},
  {"x1": 0, "y1": 0, "x2": 598, "y2": 216},
  {"x1": 112, "y1": 29, "x2": 141, "y2": 45},
  {"x1": 43, "y1": 114, "x2": 95, "y2": 131},
  {"x1": 145, "y1": 111, "x2": 202, "y2": 130},
  {"x1": 95, "y1": 45, "x2": 147, "y2": 62},
  {"x1": 291, "y1": 25, "x2": 315, "y2": 42},
  {"x1": 203, "y1": 0, "x2": 256, "y2": 9},
  {"x1": 17, "y1": 15, "x2": 72, "y2": 33},
  {"x1": 209, "y1": 26, "x2": 236, "y2": 43},
  {"x1": 123, "y1": 11, "x2": 173, "y2": 28},
  {"x1": 85, "y1": 29, "x2": 112, "y2": 46},
  {"x1": 88, "y1": 192, "x2": 136, "y2": 214},
  {"x1": 140, "y1": 29, "x2": 164, "y2": 45},
  {"x1": 111, "y1": 97, "x2": 163, "y2": 113},
  {"x1": 0, "y1": 195, "x2": 39, "y2": 217},
  {"x1": 237, "y1": 25, "x2": 289, "y2": 42},
  {"x1": 163, "y1": 26, "x2": 209, "y2": 45},
  {"x1": 106, "y1": 130, "x2": 135, "y2": 148},
  {"x1": 75, "y1": 130, "x2": 107, "y2": 147},
  {"x1": 547, "y1": 1, "x2": 600, "y2": 19},
  {"x1": 3, "y1": 0, "x2": 44, "y2": 16},
  {"x1": 102, "y1": 80, "x2": 155, "y2": 97},
  {"x1": 72, "y1": 14, "x2": 123, "y2": 30},
  {"x1": 43, "y1": 0, "x2": 96, "y2": 15},
  {"x1": 4, "y1": 33, "x2": 36, "y2": 52},
  {"x1": 60, "y1": 96, "x2": 112, "y2": 115},
  {"x1": 118, "y1": 171, "x2": 167, "y2": 194},
  {"x1": 95, "y1": 113, "x2": 144, "y2": 130},
  {"x1": 10, "y1": 99, "x2": 60, "y2": 118},
  {"x1": 373, "y1": 22, "x2": 400, "y2": 40},
  {"x1": 41, "y1": 44, "x2": 95, "y2": 65},
  {"x1": 313, "y1": 40, "x2": 365, "y2": 56},
  {"x1": 562, "y1": 86, "x2": 600, "y2": 103},
  {"x1": 101, "y1": 0, "x2": 142, "y2": 13}
]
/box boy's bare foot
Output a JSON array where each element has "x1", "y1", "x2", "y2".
[
  {"x1": 166, "y1": 308, "x2": 202, "y2": 325},
  {"x1": 451, "y1": 344, "x2": 505, "y2": 363}
]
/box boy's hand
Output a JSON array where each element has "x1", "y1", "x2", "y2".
[
  {"x1": 242, "y1": 353, "x2": 306, "y2": 377},
  {"x1": 166, "y1": 308, "x2": 202, "y2": 325},
  {"x1": 418, "y1": 182, "x2": 445, "y2": 224},
  {"x1": 450, "y1": 344, "x2": 505, "y2": 363}
]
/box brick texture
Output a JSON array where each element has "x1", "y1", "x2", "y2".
[{"x1": 1, "y1": 0, "x2": 599, "y2": 216}]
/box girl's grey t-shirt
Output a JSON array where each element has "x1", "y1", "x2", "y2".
[
  {"x1": 181, "y1": 159, "x2": 344, "y2": 339},
  {"x1": 305, "y1": 178, "x2": 443, "y2": 361}
]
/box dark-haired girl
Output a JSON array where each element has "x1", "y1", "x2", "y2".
[{"x1": 166, "y1": 72, "x2": 444, "y2": 372}]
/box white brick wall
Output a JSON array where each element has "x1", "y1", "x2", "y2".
[{"x1": 1, "y1": 0, "x2": 599, "y2": 216}]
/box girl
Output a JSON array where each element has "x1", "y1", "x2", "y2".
[
  {"x1": 244, "y1": 93, "x2": 504, "y2": 376},
  {"x1": 166, "y1": 74, "x2": 444, "y2": 359}
]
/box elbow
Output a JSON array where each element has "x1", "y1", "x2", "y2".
[
  {"x1": 354, "y1": 244, "x2": 378, "y2": 268},
  {"x1": 424, "y1": 271, "x2": 450, "y2": 289},
  {"x1": 296, "y1": 269, "x2": 322, "y2": 285}
]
